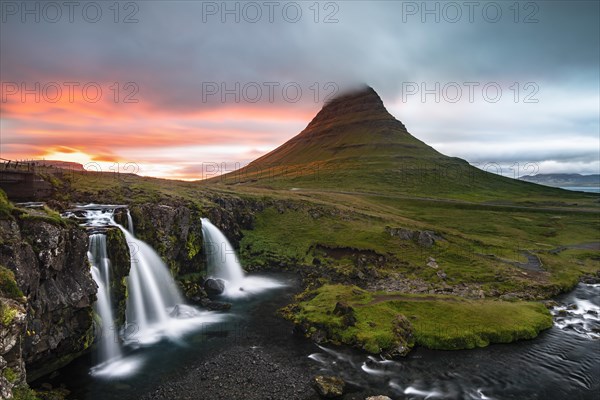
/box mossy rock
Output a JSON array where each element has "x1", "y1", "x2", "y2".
[{"x1": 0, "y1": 265, "x2": 24, "y2": 299}]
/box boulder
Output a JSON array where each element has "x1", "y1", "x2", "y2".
[
  {"x1": 204, "y1": 278, "x2": 226, "y2": 296},
  {"x1": 313, "y1": 375, "x2": 345, "y2": 398},
  {"x1": 366, "y1": 396, "x2": 393, "y2": 400},
  {"x1": 333, "y1": 301, "x2": 357, "y2": 327}
]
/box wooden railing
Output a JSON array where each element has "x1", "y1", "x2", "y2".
[{"x1": 0, "y1": 158, "x2": 36, "y2": 172}]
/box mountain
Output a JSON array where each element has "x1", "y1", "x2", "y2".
[
  {"x1": 209, "y1": 86, "x2": 590, "y2": 202},
  {"x1": 520, "y1": 174, "x2": 600, "y2": 188}
]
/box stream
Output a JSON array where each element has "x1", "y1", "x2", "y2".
[{"x1": 37, "y1": 278, "x2": 599, "y2": 399}]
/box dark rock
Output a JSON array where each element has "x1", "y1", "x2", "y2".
[
  {"x1": 106, "y1": 228, "x2": 130, "y2": 327},
  {"x1": 333, "y1": 302, "x2": 356, "y2": 327},
  {"x1": 0, "y1": 298, "x2": 27, "y2": 397},
  {"x1": 310, "y1": 329, "x2": 327, "y2": 344},
  {"x1": 199, "y1": 298, "x2": 231, "y2": 311},
  {"x1": 543, "y1": 300, "x2": 559, "y2": 309},
  {"x1": 0, "y1": 213, "x2": 97, "y2": 383},
  {"x1": 313, "y1": 375, "x2": 345, "y2": 398},
  {"x1": 500, "y1": 293, "x2": 519, "y2": 301},
  {"x1": 388, "y1": 315, "x2": 414, "y2": 357},
  {"x1": 204, "y1": 278, "x2": 226, "y2": 296}
]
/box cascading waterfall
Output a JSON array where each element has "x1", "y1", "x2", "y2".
[
  {"x1": 126, "y1": 209, "x2": 134, "y2": 235},
  {"x1": 119, "y1": 227, "x2": 184, "y2": 335},
  {"x1": 201, "y1": 218, "x2": 282, "y2": 297},
  {"x1": 88, "y1": 234, "x2": 122, "y2": 364},
  {"x1": 201, "y1": 218, "x2": 245, "y2": 287},
  {"x1": 72, "y1": 205, "x2": 224, "y2": 377}
]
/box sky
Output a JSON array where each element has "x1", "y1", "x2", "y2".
[{"x1": 1, "y1": 0, "x2": 598, "y2": 180}]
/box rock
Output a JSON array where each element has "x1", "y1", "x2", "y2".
[
  {"x1": 0, "y1": 216, "x2": 97, "y2": 381},
  {"x1": 310, "y1": 329, "x2": 327, "y2": 344},
  {"x1": 557, "y1": 309, "x2": 568, "y2": 317},
  {"x1": 333, "y1": 302, "x2": 356, "y2": 327},
  {"x1": 580, "y1": 272, "x2": 600, "y2": 284},
  {"x1": 199, "y1": 298, "x2": 232, "y2": 311},
  {"x1": 417, "y1": 231, "x2": 436, "y2": 247},
  {"x1": 436, "y1": 271, "x2": 447, "y2": 280},
  {"x1": 0, "y1": 297, "x2": 27, "y2": 398},
  {"x1": 567, "y1": 303, "x2": 578, "y2": 310},
  {"x1": 543, "y1": 300, "x2": 559, "y2": 309},
  {"x1": 388, "y1": 315, "x2": 414, "y2": 357},
  {"x1": 366, "y1": 396, "x2": 393, "y2": 400},
  {"x1": 427, "y1": 260, "x2": 439, "y2": 269},
  {"x1": 313, "y1": 375, "x2": 345, "y2": 398},
  {"x1": 204, "y1": 278, "x2": 226, "y2": 296},
  {"x1": 385, "y1": 227, "x2": 414, "y2": 240},
  {"x1": 500, "y1": 293, "x2": 518, "y2": 301}
]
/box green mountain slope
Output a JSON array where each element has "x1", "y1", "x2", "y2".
[{"x1": 211, "y1": 86, "x2": 591, "y2": 203}]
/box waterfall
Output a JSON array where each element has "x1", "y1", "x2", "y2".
[
  {"x1": 88, "y1": 234, "x2": 122, "y2": 364},
  {"x1": 71, "y1": 205, "x2": 225, "y2": 377},
  {"x1": 119, "y1": 227, "x2": 184, "y2": 336},
  {"x1": 201, "y1": 218, "x2": 282, "y2": 297},
  {"x1": 200, "y1": 218, "x2": 245, "y2": 286},
  {"x1": 126, "y1": 210, "x2": 134, "y2": 235}
]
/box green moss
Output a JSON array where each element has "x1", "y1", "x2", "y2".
[
  {"x1": 1, "y1": 304, "x2": 18, "y2": 326},
  {"x1": 0, "y1": 266, "x2": 24, "y2": 299},
  {"x1": 2, "y1": 367, "x2": 17, "y2": 383},
  {"x1": 286, "y1": 284, "x2": 553, "y2": 353},
  {"x1": 0, "y1": 189, "x2": 14, "y2": 217},
  {"x1": 17, "y1": 205, "x2": 67, "y2": 227},
  {"x1": 12, "y1": 386, "x2": 40, "y2": 400},
  {"x1": 186, "y1": 232, "x2": 201, "y2": 260}
]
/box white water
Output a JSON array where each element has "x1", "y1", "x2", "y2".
[
  {"x1": 126, "y1": 210, "x2": 134, "y2": 235},
  {"x1": 200, "y1": 218, "x2": 283, "y2": 298},
  {"x1": 88, "y1": 234, "x2": 122, "y2": 363},
  {"x1": 76, "y1": 206, "x2": 226, "y2": 378}
]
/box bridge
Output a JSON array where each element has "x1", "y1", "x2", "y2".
[{"x1": 0, "y1": 159, "x2": 53, "y2": 201}]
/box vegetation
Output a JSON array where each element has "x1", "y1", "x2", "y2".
[
  {"x1": 12, "y1": 386, "x2": 40, "y2": 400},
  {"x1": 0, "y1": 265, "x2": 24, "y2": 300},
  {"x1": 0, "y1": 189, "x2": 14, "y2": 217},
  {"x1": 2, "y1": 367, "x2": 17, "y2": 383},
  {"x1": 286, "y1": 284, "x2": 553, "y2": 353}
]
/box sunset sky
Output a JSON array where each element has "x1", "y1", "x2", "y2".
[{"x1": 1, "y1": 1, "x2": 598, "y2": 180}]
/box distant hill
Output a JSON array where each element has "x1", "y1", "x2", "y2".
[
  {"x1": 32, "y1": 160, "x2": 86, "y2": 171},
  {"x1": 520, "y1": 174, "x2": 600, "y2": 188},
  {"x1": 210, "y1": 86, "x2": 585, "y2": 202}
]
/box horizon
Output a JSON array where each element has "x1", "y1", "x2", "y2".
[{"x1": 1, "y1": 1, "x2": 599, "y2": 180}]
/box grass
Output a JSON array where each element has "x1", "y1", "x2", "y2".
[
  {"x1": 0, "y1": 265, "x2": 24, "y2": 299},
  {"x1": 285, "y1": 284, "x2": 553, "y2": 354},
  {"x1": 0, "y1": 189, "x2": 14, "y2": 217}
]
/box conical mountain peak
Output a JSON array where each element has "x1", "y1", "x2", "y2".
[{"x1": 305, "y1": 85, "x2": 403, "y2": 131}]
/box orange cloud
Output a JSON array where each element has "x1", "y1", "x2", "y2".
[{"x1": 0, "y1": 81, "x2": 315, "y2": 179}]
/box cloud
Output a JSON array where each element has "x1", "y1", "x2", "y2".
[{"x1": 0, "y1": 1, "x2": 598, "y2": 178}]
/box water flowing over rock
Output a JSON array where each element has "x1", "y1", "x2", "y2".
[
  {"x1": 200, "y1": 218, "x2": 283, "y2": 298},
  {"x1": 88, "y1": 234, "x2": 122, "y2": 364},
  {"x1": 201, "y1": 218, "x2": 245, "y2": 287}
]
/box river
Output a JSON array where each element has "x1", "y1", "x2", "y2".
[{"x1": 37, "y1": 276, "x2": 599, "y2": 400}]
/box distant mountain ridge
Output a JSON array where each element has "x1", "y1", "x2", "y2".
[{"x1": 520, "y1": 174, "x2": 600, "y2": 187}]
